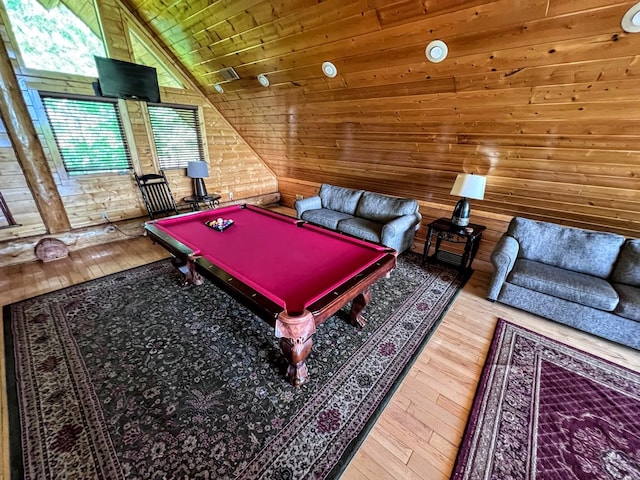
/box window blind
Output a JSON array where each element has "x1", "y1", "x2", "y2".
[
  {"x1": 41, "y1": 95, "x2": 132, "y2": 175},
  {"x1": 148, "y1": 104, "x2": 204, "y2": 169}
]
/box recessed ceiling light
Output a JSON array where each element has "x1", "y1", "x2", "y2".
[
  {"x1": 257, "y1": 74, "x2": 269, "y2": 87},
  {"x1": 425, "y1": 40, "x2": 448, "y2": 63},
  {"x1": 622, "y1": 2, "x2": 640, "y2": 32},
  {"x1": 322, "y1": 61, "x2": 338, "y2": 78},
  {"x1": 213, "y1": 83, "x2": 224, "y2": 93}
]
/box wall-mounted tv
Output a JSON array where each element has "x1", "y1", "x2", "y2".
[{"x1": 94, "y1": 56, "x2": 161, "y2": 103}]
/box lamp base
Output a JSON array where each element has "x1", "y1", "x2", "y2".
[
  {"x1": 451, "y1": 198, "x2": 470, "y2": 227},
  {"x1": 193, "y1": 178, "x2": 208, "y2": 198}
]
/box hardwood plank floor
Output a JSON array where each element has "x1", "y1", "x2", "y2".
[{"x1": 0, "y1": 234, "x2": 638, "y2": 480}]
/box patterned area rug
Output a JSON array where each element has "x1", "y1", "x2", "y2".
[
  {"x1": 3, "y1": 252, "x2": 465, "y2": 479},
  {"x1": 452, "y1": 318, "x2": 640, "y2": 480}
]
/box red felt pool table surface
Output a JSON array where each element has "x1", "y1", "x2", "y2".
[{"x1": 148, "y1": 204, "x2": 392, "y2": 313}]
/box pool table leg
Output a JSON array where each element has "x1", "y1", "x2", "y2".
[
  {"x1": 350, "y1": 288, "x2": 372, "y2": 328},
  {"x1": 280, "y1": 336, "x2": 313, "y2": 387},
  {"x1": 275, "y1": 310, "x2": 317, "y2": 387},
  {"x1": 171, "y1": 257, "x2": 204, "y2": 286}
]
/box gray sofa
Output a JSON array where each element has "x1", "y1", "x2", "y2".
[
  {"x1": 294, "y1": 184, "x2": 422, "y2": 253},
  {"x1": 487, "y1": 217, "x2": 640, "y2": 350}
]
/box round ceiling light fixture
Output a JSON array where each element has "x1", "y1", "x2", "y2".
[
  {"x1": 213, "y1": 83, "x2": 224, "y2": 93},
  {"x1": 322, "y1": 61, "x2": 338, "y2": 78},
  {"x1": 257, "y1": 74, "x2": 270, "y2": 87},
  {"x1": 425, "y1": 40, "x2": 448, "y2": 63},
  {"x1": 622, "y1": 2, "x2": 640, "y2": 32}
]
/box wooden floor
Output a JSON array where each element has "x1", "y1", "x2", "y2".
[{"x1": 1, "y1": 236, "x2": 639, "y2": 480}]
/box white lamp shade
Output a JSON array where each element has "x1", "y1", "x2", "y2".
[
  {"x1": 187, "y1": 161, "x2": 209, "y2": 179},
  {"x1": 450, "y1": 173, "x2": 486, "y2": 200}
]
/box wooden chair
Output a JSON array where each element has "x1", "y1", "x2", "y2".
[{"x1": 134, "y1": 171, "x2": 180, "y2": 219}]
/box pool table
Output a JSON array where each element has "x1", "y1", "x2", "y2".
[{"x1": 144, "y1": 204, "x2": 397, "y2": 386}]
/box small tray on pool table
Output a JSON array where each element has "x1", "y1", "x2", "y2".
[{"x1": 205, "y1": 219, "x2": 234, "y2": 232}]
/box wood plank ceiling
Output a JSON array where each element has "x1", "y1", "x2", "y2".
[{"x1": 122, "y1": 0, "x2": 640, "y2": 237}]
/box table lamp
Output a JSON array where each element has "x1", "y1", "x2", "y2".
[
  {"x1": 450, "y1": 173, "x2": 486, "y2": 227},
  {"x1": 187, "y1": 161, "x2": 209, "y2": 198}
]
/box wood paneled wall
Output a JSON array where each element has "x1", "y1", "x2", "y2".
[
  {"x1": 0, "y1": 0, "x2": 276, "y2": 265},
  {"x1": 122, "y1": 0, "x2": 640, "y2": 248},
  {"x1": 2, "y1": 0, "x2": 640, "y2": 267}
]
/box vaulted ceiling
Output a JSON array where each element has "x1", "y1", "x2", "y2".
[{"x1": 121, "y1": 0, "x2": 640, "y2": 237}]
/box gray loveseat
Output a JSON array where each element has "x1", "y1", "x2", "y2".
[
  {"x1": 294, "y1": 184, "x2": 422, "y2": 253},
  {"x1": 487, "y1": 217, "x2": 640, "y2": 350}
]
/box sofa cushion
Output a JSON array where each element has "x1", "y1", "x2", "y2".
[
  {"x1": 508, "y1": 217, "x2": 625, "y2": 278},
  {"x1": 318, "y1": 184, "x2": 364, "y2": 215},
  {"x1": 355, "y1": 191, "x2": 418, "y2": 224},
  {"x1": 337, "y1": 217, "x2": 383, "y2": 244},
  {"x1": 611, "y1": 239, "x2": 640, "y2": 287},
  {"x1": 301, "y1": 209, "x2": 353, "y2": 230},
  {"x1": 613, "y1": 283, "x2": 640, "y2": 322},
  {"x1": 508, "y1": 259, "x2": 619, "y2": 311}
]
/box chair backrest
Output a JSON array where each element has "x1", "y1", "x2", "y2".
[{"x1": 134, "y1": 171, "x2": 179, "y2": 219}]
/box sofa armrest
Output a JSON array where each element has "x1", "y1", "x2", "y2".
[
  {"x1": 381, "y1": 212, "x2": 422, "y2": 245},
  {"x1": 294, "y1": 196, "x2": 321, "y2": 218},
  {"x1": 487, "y1": 234, "x2": 520, "y2": 301}
]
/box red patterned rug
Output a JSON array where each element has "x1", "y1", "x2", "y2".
[{"x1": 452, "y1": 319, "x2": 640, "y2": 479}]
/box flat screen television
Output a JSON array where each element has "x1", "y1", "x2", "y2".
[{"x1": 94, "y1": 56, "x2": 161, "y2": 103}]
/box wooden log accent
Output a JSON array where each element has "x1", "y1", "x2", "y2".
[{"x1": 0, "y1": 38, "x2": 70, "y2": 234}]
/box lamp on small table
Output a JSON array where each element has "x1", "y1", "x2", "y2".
[
  {"x1": 450, "y1": 173, "x2": 486, "y2": 227},
  {"x1": 187, "y1": 161, "x2": 209, "y2": 198}
]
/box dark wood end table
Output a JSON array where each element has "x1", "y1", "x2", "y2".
[
  {"x1": 422, "y1": 217, "x2": 486, "y2": 271},
  {"x1": 183, "y1": 194, "x2": 221, "y2": 211}
]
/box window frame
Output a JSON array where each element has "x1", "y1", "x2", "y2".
[
  {"x1": 40, "y1": 92, "x2": 133, "y2": 176},
  {"x1": 147, "y1": 103, "x2": 205, "y2": 170}
]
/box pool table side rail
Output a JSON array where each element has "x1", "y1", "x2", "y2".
[
  {"x1": 296, "y1": 218, "x2": 393, "y2": 253},
  {"x1": 195, "y1": 250, "x2": 396, "y2": 329},
  {"x1": 305, "y1": 251, "x2": 397, "y2": 325},
  {"x1": 195, "y1": 256, "x2": 284, "y2": 326},
  {"x1": 145, "y1": 221, "x2": 284, "y2": 324},
  {"x1": 144, "y1": 223, "x2": 200, "y2": 257}
]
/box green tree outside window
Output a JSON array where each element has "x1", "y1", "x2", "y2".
[{"x1": 3, "y1": 0, "x2": 106, "y2": 76}]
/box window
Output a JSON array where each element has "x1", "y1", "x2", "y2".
[
  {"x1": 41, "y1": 94, "x2": 132, "y2": 176},
  {"x1": 129, "y1": 29, "x2": 182, "y2": 89},
  {"x1": 148, "y1": 104, "x2": 204, "y2": 169},
  {"x1": 2, "y1": 0, "x2": 106, "y2": 77}
]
